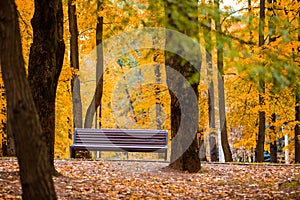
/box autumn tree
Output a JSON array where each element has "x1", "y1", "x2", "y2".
[
  {"x1": 0, "y1": 0, "x2": 56, "y2": 198},
  {"x1": 68, "y1": 0, "x2": 83, "y2": 129},
  {"x1": 84, "y1": 0, "x2": 104, "y2": 128},
  {"x1": 28, "y1": 0, "x2": 65, "y2": 174},
  {"x1": 268, "y1": 0, "x2": 278, "y2": 163},
  {"x1": 215, "y1": 0, "x2": 233, "y2": 162},
  {"x1": 255, "y1": 0, "x2": 266, "y2": 162},
  {"x1": 95, "y1": 0, "x2": 104, "y2": 128},
  {"x1": 165, "y1": 0, "x2": 201, "y2": 172},
  {"x1": 202, "y1": 1, "x2": 218, "y2": 162}
]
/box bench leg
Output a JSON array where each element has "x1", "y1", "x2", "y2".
[{"x1": 70, "y1": 147, "x2": 75, "y2": 158}]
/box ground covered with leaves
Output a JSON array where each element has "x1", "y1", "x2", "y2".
[{"x1": 0, "y1": 158, "x2": 300, "y2": 199}]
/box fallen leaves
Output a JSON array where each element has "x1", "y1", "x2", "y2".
[{"x1": 0, "y1": 158, "x2": 299, "y2": 199}]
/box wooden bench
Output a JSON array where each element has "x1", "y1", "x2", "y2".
[{"x1": 70, "y1": 128, "x2": 168, "y2": 160}]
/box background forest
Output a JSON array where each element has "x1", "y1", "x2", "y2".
[{"x1": 0, "y1": 0, "x2": 299, "y2": 164}]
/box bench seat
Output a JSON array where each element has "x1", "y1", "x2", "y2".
[{"x1": 70, "y1": 128, "x2": 168, "y2": 160}]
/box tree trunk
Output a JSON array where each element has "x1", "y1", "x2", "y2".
[
  {"x1": 215, "y1": 0, "x2": 233, "y2": 162},
  {"x1": 84, "y1": 2, "x2": 103, "y2": 128},
  {"x1": 0, "y1": 1, "x2": 56, "y2": 198},
  {"x1": 209, "y1": 136, "x2": 218, "y2": 161},
  {"x1": 28, "y1": 0, "x2": 65, "y2": 174},
  {"x1": 84, "y1": 78, "x2": 104, "y2": 128},
  {"x1": 95, "y1": 0, "x2": 104, "y2": 128},
  {"x1": 203, "y1": 4, "x2": 217, "y2": 162},
  {"x1": 165, "y1": 0, "x2": 201, "y2": 173},
  {"x1": 255, "y1": 0, "x2": 266, "y2": 162},
  {"x1": 68, "y1": 0, "x2": 83, "y2": 129},
  {"x1": 155, "y1": 64, "x2": 163, "y2": 129},
  {"x1": 248, "y1": 0, "x2": 253, "y2": 43},
  {"x1": 153, "y1": 35, "x2": 163, "y2": 130},
  {"x1": 268, "y1": 2, "x2": 277, "y2": 163},
  {"x1": 270, "y1": 113, "x2": 277, "y2": 163},
  {"x1": 6, "y1": 125, "x2": 16, "y2": 156}
]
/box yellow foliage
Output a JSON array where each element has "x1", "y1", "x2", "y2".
[
  {"x1": 0, "y1": 71, "x2": 6, "y2": 156},
  {"x1": 1, "y1": 0, "x2": 298, "y2": 160}
]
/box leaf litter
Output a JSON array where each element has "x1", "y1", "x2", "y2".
[{"x1": 0, "y1": 158, "x2": 299, "y2": 199}]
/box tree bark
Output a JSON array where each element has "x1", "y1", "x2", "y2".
[
  {"x1": 6, "y1": 127, "x2": 15, "y2": 156},
  {"x1": 268, "y1": 1, "x2": 277, "y2": 163},
  {"x1": 95, "y1": 0, "x2": 104, "y2": 128},
  {"x1": 215, "y1": 0, "x2": 233, "y2": 162},
  {"x1": 0, "y1": 1, "x2": 56, "y2": 198},
  {"x1": 255, "y1": 0, "x2": 266, "y2": 162},
  {"x1": 153, "y1": 35, "x2": 163, "y2": 130},
  {"x1": 165, "y1": 0, "x2": 201, "y2": 172},
  {"x1": 28, "y1": 0, "x2": 65, "y2": 174},
  {"x1": 155, "y1": 64, "x2": 163, "y2": 129},
  {"x1": 270, "y1": 113, "x2": 277, "y2": 163},
  {"x1": 248, "y1": 0, "x2": 253, "y2": 43},
  {"x1": 84, "y1": 1, "x2": 103, "y2": 128},
  {"x1": 68, "y1": 0, "x2": 83, "y2": 129},
  {"x1": 203, "y1": 3, "x2": 217, "y2": 162},
  {"x1": 84, "y1": 78, "x2": 104, "y2": 128}
]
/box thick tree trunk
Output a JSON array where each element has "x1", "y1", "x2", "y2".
[
  {"x1": 255, "y1": 0, "x2": 266, "y2": 162},
  {"x1": 68, "y1": 0, "x2": 83, "y2": 129},
  {"x1": 28, "y1": 0, "x2": 65, "y2": 174},
  {"x1": 6, "y1": 127, "x2": 16, "y2": 156},
  {"x1": 215, "y1": 0, "x2": 233, "y2": 162},
  {"x1": 165, "y1": 0, "x2": 201, "y2": 173},
  {"x1": 0, "y1": 1, "x2": 56, "y2": 198}
]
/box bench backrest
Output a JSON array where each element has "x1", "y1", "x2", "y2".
[{"x1": 74, "y1": 128, "x2": 168, "y2": 149}]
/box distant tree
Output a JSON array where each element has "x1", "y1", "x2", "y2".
[
  {"x1": 202, "y1": 1, "x2": 217, "y2": 162},
  {"x1": 268, "y1": 0, "x2": 278, "y2": 163},
  {"x1": 255, "y1": 0, "x2": 266, "y2": 162},
  {"x1": 0, "y1": 0, "x2": 56, "y2": 198},
  {"x1": 153, "y1": 36, "x2": 163, "y2": 130},
  {"x1": 95, "y1": 0, "x2": 104, "y2": 128},
  {"x1": 215, "y1": 0, "x2": 233, "y2": 162},
  {"x1": 68, "y1": 0, "x2": 83, "y2": 129},
  {"x1": 84, "y1": 0, "x2": 104, "y2": 128}
]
